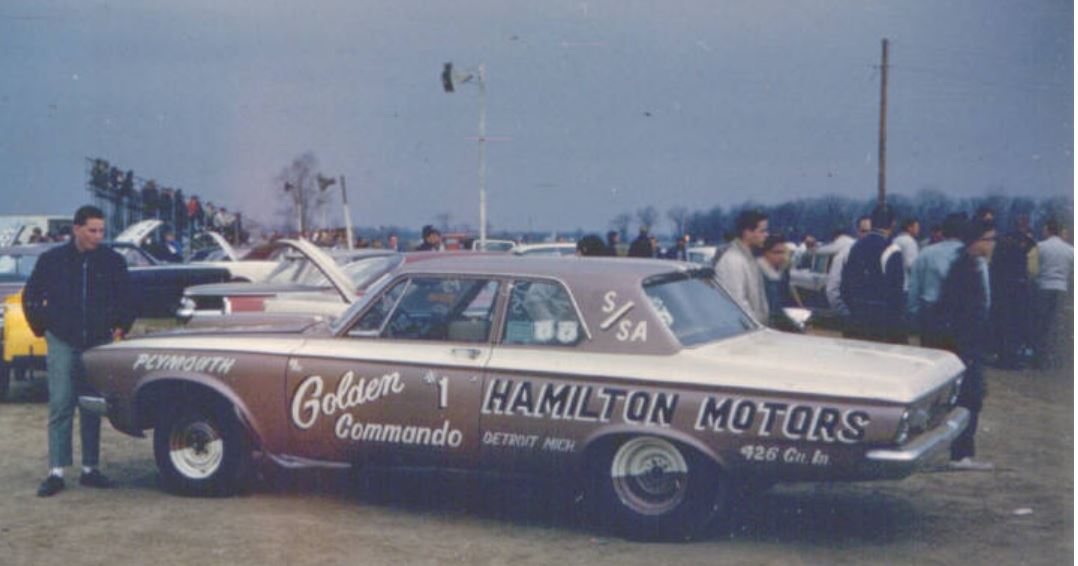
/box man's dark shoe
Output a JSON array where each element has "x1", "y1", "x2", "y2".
[
  {"x1": 37, "y1": 475, "x2": 65, "y2": 497},
  {"x1": 79, "y1": 469, "x2": 114, "y2": 488}
]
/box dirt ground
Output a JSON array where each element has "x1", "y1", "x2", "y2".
[{"x1": 0, "y1": 349, "x2": 1071, "y2": 565}]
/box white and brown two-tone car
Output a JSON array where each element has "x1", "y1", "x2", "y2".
[{"x1": 79, "y1": 256, "x2": 968, "y2": 540}]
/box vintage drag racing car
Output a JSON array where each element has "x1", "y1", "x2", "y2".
[{"x1": 79, "y1": 256, "x2": 968, "y2": 540}]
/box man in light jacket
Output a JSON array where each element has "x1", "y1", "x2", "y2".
[
  {"x1": 1033, "y1": 217, "x2": 1073, "y2": 368},
  {"x1": 715, "y1": 210, "x2": 770, "y2": 322}
]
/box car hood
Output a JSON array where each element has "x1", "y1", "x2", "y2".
[
  {"x1": 675, "y1": 330, "x2": 964, "y2": 403},
  {"x1": 185, "y1": 282, "x2": 327, "y2": 297}
]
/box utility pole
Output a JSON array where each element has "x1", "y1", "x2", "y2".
[
  {"x1": 441, "y1": 61, "x2": 489, "y2": 246},
  {"x1": 477, "y1": 64, "x2": 488, "y2": 245},
  {"x1": 340, "y1": 175, "x2": 355, "y2": 250},
  {"x1": 877, "y1": 38, "x2": 889, "y2": 206}
]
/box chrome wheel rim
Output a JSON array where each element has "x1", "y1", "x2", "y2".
[
  {"x1": 169, "y1": 418, "x2": 224, "y2": 480},
  {"x1": 610, "y1": 437, "x2": 689, "y2": 516}
]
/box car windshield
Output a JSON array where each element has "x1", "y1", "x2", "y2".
[
  {"x1": 342, "y1": 255, "x2": 404, "y2": 289},
  {"x1": 643, "y1": 269, "x2": 757, "y2": 347},
  {"x1": 0, "y1": 253, "x2": 38, "y2": 282}
]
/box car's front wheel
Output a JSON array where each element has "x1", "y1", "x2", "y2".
[
  {"x1": 153, "y1": 398, "x2": 251, "y2": 496},
  {"x1": 590, "y1": 435, "x2": 726, "y2": 541}
]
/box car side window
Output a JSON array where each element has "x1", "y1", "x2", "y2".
[
  {"x1": 381, "y1": 277, "x2": 499, "y2": 342},
  {"x1": 352, "y1": 279, "x2": 408, "y2": 333},
  {"x1": 502, "y1": 280, "x2": 582, "y2": 347}
]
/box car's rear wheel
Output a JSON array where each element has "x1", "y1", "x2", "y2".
[
  {"x1": 590, "y1": 435, "x2": 725, "y2": 541},
  {"x1": 153, "y1": 398, "x2": 250, "y2": 496}
]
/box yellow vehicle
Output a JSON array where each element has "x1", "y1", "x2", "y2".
[{"x1": 1, "y1": 290, "x2": 47, "y2": 398}]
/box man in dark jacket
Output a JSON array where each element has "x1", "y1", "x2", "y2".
[
  {"x1": 23, "y1": 206, "x2": 135, "y2": 496},
  {"x1": 938, "y1": 218, "x2": 996, "y2": 471},
  {"x1": 605, "y1": 231, "x2": 620, "y2": 257},
  {"x1": 628, "y1": 227, "x2": 653, "y2": 258},
  {"x1": 840, "y1": 204, "x2": 906, "y2": 343},
  {"x1": 989, "y1": 215, "x2": 1037, "y2": 368}
]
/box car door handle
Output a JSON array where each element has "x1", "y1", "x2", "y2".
[{"x1": 451, "y1": 348, "x2": 482, "y2": 360}]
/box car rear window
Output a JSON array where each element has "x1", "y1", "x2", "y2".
[{"x1": 643, "y1": 269, "x2": 757, "y2": 347}]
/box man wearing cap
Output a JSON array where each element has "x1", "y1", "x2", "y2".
[{"x1": 415, "y1": 225, "x2": 443, "y2": 251}]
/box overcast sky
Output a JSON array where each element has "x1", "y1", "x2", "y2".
[{"x1": 1, "y1": 0, "x2": 1072, "y2": 233}]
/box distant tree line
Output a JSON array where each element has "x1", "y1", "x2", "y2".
[{"x1": 608, "y1": 190, "x2": 1073, "y2": 244}]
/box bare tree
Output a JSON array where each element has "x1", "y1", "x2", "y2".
[
  {"x1": 667, "y1": 206, "x2": 689, "y2": 237},
  {"x1": 636, "y1": 206, "x2": 659, "y2": 232},
  {"x1": 275, "y1": 152, "x2": 328, "y2": 234},
  {"x1": 610, "y1": 212, "x2": 632, "y2": 241}
]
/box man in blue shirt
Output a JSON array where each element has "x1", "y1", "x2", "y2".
[{"x1": 907, "y1": 213, "x2": 967, "y2": 349}]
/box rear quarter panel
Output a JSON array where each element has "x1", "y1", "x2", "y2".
[{"x1": 82, "y1": 338, "x2": 299, "y2": 453}]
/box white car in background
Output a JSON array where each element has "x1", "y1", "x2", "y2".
[
  {"x1": 789, "y1": 238, "x2": 848, "y2": 314},
  {"x1": 471, "y1": 239, "x2": 517, "y2": 252},
  {"x1": 686, "y1": 245, "x2": 717, "y2": 265},
  {"x1": 178, "y1": 240, "x2": 401, "y2": 320},
  {"x1": 119, "y1": 219, "x2": 278, "y2": 282},
  {"x1": 512, "y1": 242, "x2": 578, "y2": 256}
]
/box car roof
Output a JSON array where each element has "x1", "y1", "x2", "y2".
[
  {"x1": 326, "y1": 248, "x2": 395, "y2": 260},
  {"x1": 395, "y1": 255, "x2": 696, "y2": 285}
]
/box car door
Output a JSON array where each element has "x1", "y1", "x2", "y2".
[
  {"x1": 285, "y1": 275, "x2": 501, "y2": 469},
  {"x1": 480, "y1": 278, "x2": 594, "y2": 472}
]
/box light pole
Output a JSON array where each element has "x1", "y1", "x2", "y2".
[
  {"x1": 317, "y1": 174, "x2": 355, "y2": 249},
  {"x1": 442, "y1": 62, "x2": 488, "y2": 246}
]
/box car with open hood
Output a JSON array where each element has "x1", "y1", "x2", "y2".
[
  {"x1": 120, "y1": 219, "x2": 279, "y2": 282},
  {"x1": 177, "y1": 240, "x2": 401, "y2": 320},
  {"x1": 78, "y1": 256, "x2": 968, "y2": 541}
]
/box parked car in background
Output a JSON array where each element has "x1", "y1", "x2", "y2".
[
  {"x1": 0, "y1": 215, "x2": 72, "y2": 247},
  {"x1": 178, "y1": 240, "x2": 401, "y2": 320},
  {"x1": 471, "y1": 239, "x2": 517, "y2": 252},
  {"x1": 512, "y1": 242, "x2": 577, "y2": 256},
  {"x1": 685, "y1": 245, "x2": 717, "y2": 265},
  {"x1": 0, "y1": 241, "x2": 230, "y2": 399},
  {"x1": 0, "y1": 245, "x2": 40, "y2": 303},
  {"x1": 0, "y1": 244, "x2": 51, "y2": 398},
  {"x1": 79, "y1": 256, "x2": 967, "y2": 540},
  {"x1": 789, "y1": 238, "x2": 846, "y2": 314},
  {"x1": 121, "y1": 220, "x2": 278, "y2": 282}
]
